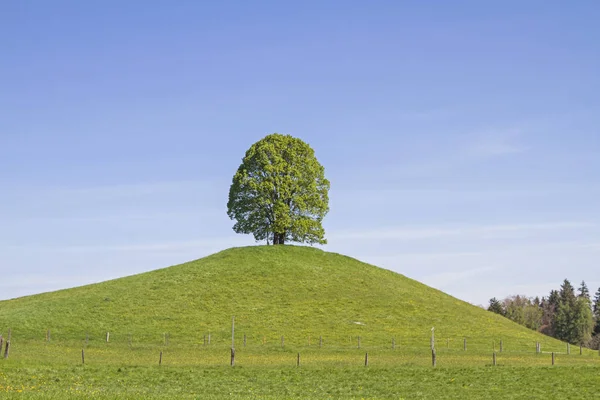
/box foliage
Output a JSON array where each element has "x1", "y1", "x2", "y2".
[
  {"x1": 552, "y1": 279, "x2": 578, "y2": 343},
  {"x1": 487, "y1": 297, "x2": 504, "y2": 315},
  {"x1": 227, "y1": 133, "x2": 330, "y2": 245},
  {"x1": 573, "y1": 295, "x2": 594, "y2": 345},
  {"x1": 593, "y1": 287, "x2": 600, "y2": 336},
  {"x1": 498, "y1": 295, "x2": 542, "y2": 331},
  {"x1": 540, "y1": 290, "x2": 559, "y2": 336},
  {"x1": 495, "y1": 280, "x2": 597, "y2": 346},
  {"x1": 578, "y1": 281, "x2": 590, "y2": 299}
]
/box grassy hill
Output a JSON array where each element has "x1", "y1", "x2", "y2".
[{"x1": 0, "y1": 245, "x2": 568, "y2": 351}]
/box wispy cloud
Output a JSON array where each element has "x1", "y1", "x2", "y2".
[
  {"x1": 465, "y1": 129, "x2": 528, "y2": 157},
  {"x1": 11, "y1": 210, "x2": 220, "y2": 224},
  {"x1": 329, "y1": 221, "x2": 595, "y2": 242},
  {"x1": 422, "y1": 266, "x2": 497, "y2": 289},
  {"x1": 4, "y1": 236, "x2": 254, "y2": 254}
]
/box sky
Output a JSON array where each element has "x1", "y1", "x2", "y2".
[{"x1": 1, "y1": 1, "x2": 599, "y2": 305}]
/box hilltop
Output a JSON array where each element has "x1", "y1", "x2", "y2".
[{"x1": 0, "y1": 246, "x2": 566, "y2": 350}]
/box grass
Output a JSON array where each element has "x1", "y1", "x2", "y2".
[
  {"x1": 1, "y1": 362, "x2": 600, "y2": 399},
  {"x1": 0, "y1": 245, "x2": 598, "y2": 398}
]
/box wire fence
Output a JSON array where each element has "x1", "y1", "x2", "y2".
[{"x1": 1, "y1": 326, "x2": 599, "y2": 368}]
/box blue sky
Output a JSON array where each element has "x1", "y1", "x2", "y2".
[{"x1": 1, "y1": 1, "x2": 599, "y2": 305}]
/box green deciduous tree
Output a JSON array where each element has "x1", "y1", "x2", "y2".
[
  {"x1": 227, "y1": 133, "x2": 330, "y2": 245},
  {"x1": 501, "y1": 295, "x2": 542, "y2": 331},
  {"x1": 574, "y1": 295, "x2": 594, "y2": 345},
  {"x1": 573, "y1": 281, "x2": 595, "y2": 345}
]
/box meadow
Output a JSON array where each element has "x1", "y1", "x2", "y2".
[{"x1": 1, "y1": 333, "x2": 598, "y2": 399}]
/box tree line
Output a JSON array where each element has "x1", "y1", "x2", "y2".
[{"x1": 488, "y1": 280, "x2": 600, "y2": 349}]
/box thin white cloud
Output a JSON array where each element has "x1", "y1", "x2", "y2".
[
  {"x1": 422, "y1": 266, "x2": 497, "y2": 289},
  {"x1": 329, "y1": 221, "x2": 595, "y2": 242},
  {"x1": 4, "y1": 236, "x2": 254, "y2": 254},
  {"x1": 11, "y1": 210, "x2": 220, "y2": 224},
  {"x1": 3, "y1": 179, "x2": 221, "y2": 201},
  {"x1": 465, "y1": 129, "x2": 528, "y2": 157}
]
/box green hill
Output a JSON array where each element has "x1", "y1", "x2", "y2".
[{"x1": 0, "y1": 245, "x2": 566, "y2": 351}]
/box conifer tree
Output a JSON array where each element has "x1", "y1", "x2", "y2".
[
  {"x1": 487, "y1": 297, "x2": 504, "y2": 315},
  {"x1": 553, "y1": 279, "x2": 577, "y2": 343},
  {"x1": 578, "y1": 281, "x2": 590, "y2": 299}
]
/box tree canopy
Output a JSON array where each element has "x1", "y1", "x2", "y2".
[{"x1": 227, "y1": 133, "x2": 330, "y2": 245}]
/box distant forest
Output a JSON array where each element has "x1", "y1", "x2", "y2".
[{"x1": 488, "y1": 280, "x2": 600, "y2": 349}]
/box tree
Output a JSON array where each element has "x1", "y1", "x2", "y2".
[
  {"x1": 593, "y1": 287, "x2": 600, "y2": 336},
  {"x1": 573, "y1": 293, "x2": 594, "y2": 345},
  {"x1": 488, "y1": 297, "x2": 504, "y2": 315},
  {"x1": 553, "y1": 279, "x2": 578, "y2": 343},
  {"x1": 540, "y1": 290, "x2": 559, "y2": 336},
  {"x1": 227, "y1": 133, "x2": 330, "y2": 245},
  {"x1": 578, "y1": 281, "x2": 590, "y2": 299},
  {"x1": 500, "y1": 295, "x2": 543, "y2": 331}
]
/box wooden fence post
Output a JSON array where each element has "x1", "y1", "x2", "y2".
[
  {"x1": 106, "y1": 332, "x2": 110, "y2": 343},
  {"x1": 463, "y1": 338, "x2": 467, "y2": 351},
  {"x1": 297, "y1": 353, "x2": 300, "y2": 367},
  {"x1": 4, "y1": 340, "x2": 10, "y2": 359},
  {"x1": 580, "y1": 345, "x2": 582, "y2": 355},
  {"x1": 244, "y1": 334, "x2": 247, "y2": 347},
  {"x1": 365, "y1": 352, "x2": 368, "y2": 367},
  {"x1": 159, "y1": 351, "x2": 163, "y2": 366},
  {"x1": 432, "y1": 348, "x2": 436, "y2": 367},
  {"x1": 208, "y1": 333, "x2": 211, "y2": 345},
  {"x1": 493, "y1": 352, "x2": 497, "y2": 366},
  {"x1": 357, "y1": 336, "x2": 361, "y2": 349},
  {"x1": 81, "y1": 349, "x2": 85, "y2": 364},
  {"x1": 231, "y1": 347, "x2": 235, "y2": 367},
  {"x1": 0, "y1": 336, "x2": 3, "y2": 352},
  {"x1": 231, "y1": 316, "x2": 235, "y2": 349},
  {"x1": 567, "y1": 343, "x2": 570, "y2": 355},
  {"x1": 552, "y1": 352, "x2": 555, "y2": 365},
  {"x1": 85, "y1": 333, "x2": 89, "y2": 346}
]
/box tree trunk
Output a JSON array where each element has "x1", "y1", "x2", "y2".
[{"x1": 273, "y1": 233, "x2": 285, "y2": 245}]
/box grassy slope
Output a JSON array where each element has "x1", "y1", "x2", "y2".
[{"x1": 0, "y1": 246, "x2": 572, "y2": 351}]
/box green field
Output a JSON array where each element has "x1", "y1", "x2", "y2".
[{"x1": 0, "y1": 246, "x2": 598, "y2": 398}]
